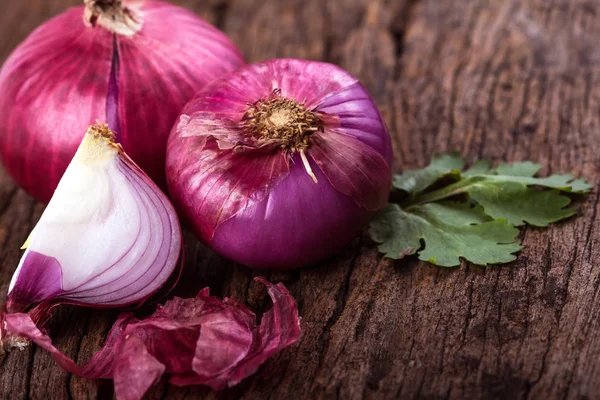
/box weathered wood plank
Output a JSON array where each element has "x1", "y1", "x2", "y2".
[
  {"x1": 390, "y1": 1, "x2": 600, "y2": 399},
  {"x1": 0, "y1": 0, "x2": 599, "y2": 399}
]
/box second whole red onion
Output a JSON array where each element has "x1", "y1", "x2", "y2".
[
  {"x1": 0, "y1": 0, "x2": 244, "y2": 202},
  {"x1": 167, "y1": 59, "x2": 393, "y2": 269}
]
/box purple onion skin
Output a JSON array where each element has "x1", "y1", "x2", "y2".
[
  {"x1": 0, "y1": 1, "x2": 244, "y2": 203},
  {"x1": 7, "y1": 252, "x2": 63, "y2": 312},
  {"x1": 4, "y1": 278, "x2": 301, "y2": 398},
  {"x1": 211, "y1": 155, "x2": 374, "y2": 268},
  {"x1": 167, "y1": 59, "x2": 393, "y2": 269}
]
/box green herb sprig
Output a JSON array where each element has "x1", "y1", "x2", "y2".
[{"x1": 369, "y1": 153, "x2": 593, "y2": 267}]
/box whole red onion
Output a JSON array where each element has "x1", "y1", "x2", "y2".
[
  {"x1": 166, "y1": 59, "x2": 393, "y2": 269},
  {"x1": 0, "y1": 0, "x2": 244, "y2": 202}
]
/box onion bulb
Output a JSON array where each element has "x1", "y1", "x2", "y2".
[
  {"x1": 0, "y1": 0, "x2": 244, "y2": 202},
  {"x1": 3, "y1": 123, "x2": 182, "y2": 330},
  {"x1": 166, "y1": 59, "x2": 393, "y2": 269}
]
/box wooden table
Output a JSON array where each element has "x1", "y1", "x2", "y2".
[{"x1": 1, "y1": 0, "x2": 599, "y2": 399}]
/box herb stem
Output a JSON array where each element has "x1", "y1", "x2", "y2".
[{"x1": 404, "y1": 176, "x2": 484, "y2": 208}]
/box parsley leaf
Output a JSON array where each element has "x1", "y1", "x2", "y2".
[
  {"x1": 370, "y1": 202, "x2": 522, "y2": 267},
  {"x1": 393, "y1": 152, "x2": 464, "y2": 194},
  {"x1": 370, "y1": 154, "x2": 592, "y2": 267},
  {"x1": 410, "y1": 160, "x2": 592, "y2": 227},
  {"x1": 467, "y1": 183, "x2": 574, "y2": 227}
]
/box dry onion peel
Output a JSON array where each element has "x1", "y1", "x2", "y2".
[
  {"x1": 2, "y1": 124, "x2": 182, "y2": 337},
  {"x1": 3, "y1": 278, "x2": 301, "y2": 400}
]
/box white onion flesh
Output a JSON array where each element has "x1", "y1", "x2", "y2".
[{"x1": 7, "y1": 124, "x2": 182, "y2": 309}]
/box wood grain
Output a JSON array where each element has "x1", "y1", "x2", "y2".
[{"x1": 0, "y1": 0, "x2": 599, "y2": 399}]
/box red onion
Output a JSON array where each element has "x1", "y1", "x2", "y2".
[
  {"x1": 0, "y1": 0, "x2": 244, "y2": 202},
  {"x1": 2, "y1": 124, "x2": 182, "y2": 331},
  {"x1": 4, "y1": 278, "x2": 300, "y2": 400},
  {"x1": 166, "y1": 59, "x2": 393, "y2": 269}
]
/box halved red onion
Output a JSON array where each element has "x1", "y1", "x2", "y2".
[
  {"x1": 4, "y1": 124, "x2": 182, "y2": 323},
  {"x1": 0, "y1": 0, "x2": 244, "y2": 202},
  {"x1": 166, "y1": 59, "x2": 393, "y2": 269},
  {"x1": 3, "y1": 278, "x2": 301, "y2": 400}
]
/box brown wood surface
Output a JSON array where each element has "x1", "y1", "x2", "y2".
[{"x1": 0, "y1": 0, "x2": 599, "y2": 399}]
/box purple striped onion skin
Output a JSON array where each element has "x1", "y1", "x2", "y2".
[
  {"x1": 166, "y1": 59, "x2": 393, "y2": 269},
  {"x1": 0, "y1": 1, "x2": 244, "y2": 203}
]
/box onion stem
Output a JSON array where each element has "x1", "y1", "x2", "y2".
[
  {"x1": 83, "y1": 0, "x2": 142, "y2": 36},
  {"x1": 300, "y1": 149, "x2": 318, "y2": 183}
]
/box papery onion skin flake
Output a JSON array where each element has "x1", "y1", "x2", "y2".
[
  {"x1": 166, "y1": 58, "x2": 393, "y2": 269},
  {"x1": 0, "y1": 0, "x2": 244, "y2": 203},
  {"x1": 3, "y1": 278, "x2": 301, "y2": 400},
  {"x1": 4, "y1": 124, "x2": 182, "y2": 326}
]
